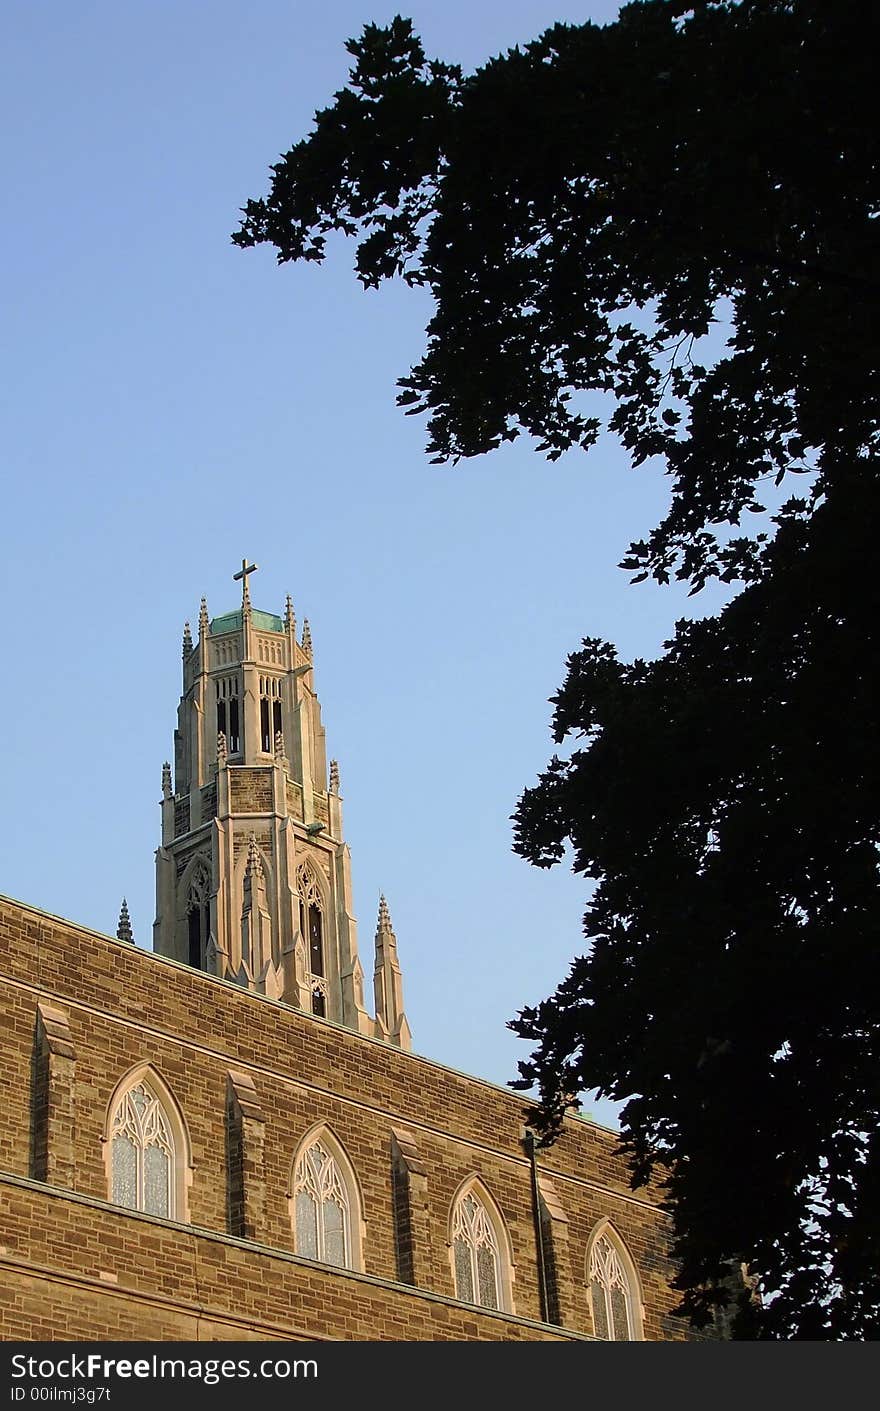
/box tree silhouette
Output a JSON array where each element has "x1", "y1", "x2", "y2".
[{"x1": 235, "y1": 1, "x2": 880, "y2": 1336}]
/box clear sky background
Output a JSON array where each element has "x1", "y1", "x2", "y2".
[{"x1": 2, "y1": 1, "x2": 732, "y2": 1129}]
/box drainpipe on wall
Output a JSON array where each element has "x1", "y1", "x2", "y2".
[{"x1": 523, "y1": 1127, "x2": 550, "y2": 1324}]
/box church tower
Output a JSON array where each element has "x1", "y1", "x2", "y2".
[{"x1": 153, "y1": 562, "x2": 410, "y2": 1048}]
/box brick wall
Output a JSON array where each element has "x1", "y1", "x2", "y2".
[
  {"x1": 201, "y1": 782, "x2": 218, "y2": 823},
  {"x1": 0, "y1": 1178, "x2": 576, "y2": 1342},
  {"x1": 230, "y1": 770, "x2": 273, "y2": 813},
  {"x1": 0, "y1": 895, "x2": 694, "y2": 1342},
  {"x1": 285, "y1": 781, "x2": 304, "y2": 820}
]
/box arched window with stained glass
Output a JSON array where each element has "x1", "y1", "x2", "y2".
[
  {"x1": 587, "y1": 1226, "x2": 642, "y2": 1340},
  {"x1": 291, "y1": 1131, "x2": 361, "y2": 1270},
  {"x1": 109, "y1": 1077, "x2": 176, "y2": 1219},
  {"x1": 450, "y1": 1183, "x2": 510, "y2": 1312}
]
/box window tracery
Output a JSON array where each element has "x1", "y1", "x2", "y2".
[
  {"x1": 109, "y1": 1080, "x2": 175, "y2": 1219},
  {"x1": 292, "y1": 1139, "x2": 352, "y2": 1268},
  {"x1": 451, "y1": 1189, "x2": 503, "y2": 1310},
  {"x1": 588, "y1": 1230, "x2": 640, "y2": 1340}
]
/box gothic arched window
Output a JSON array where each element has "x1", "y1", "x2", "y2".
[
  {"x1": 296, "y1": 863, "x2": 327, "y2": 1017},
  {"x1": 291, "y1": 1133, "x2": 361, "y2": 1270},
  {"x1": 108, "y1": 1077, "x2": 179, "y2": 1220},
  {"x1": 451, "y1": 1184, "x2": 510, "y2": 1312},
  {"x1": 186, "y1": 860, "x2": 211, "y2": 970},
  {"x1": 587, "y1": 1227, "x2": 642, "y2": 1340},
  {"x1": 215, "y1": 675, "x2": 240, "y2": 754},
  {"x1": 259, "y1": 674, "x2": 283, "y2": 753}
]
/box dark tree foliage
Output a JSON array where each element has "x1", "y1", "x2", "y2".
[
  {"x1": 235, "y1": 1, "x2": 880, "y2": 1337},
  {"x1": 514, "y1": 485, "x2": 880, "y2": 1339}
]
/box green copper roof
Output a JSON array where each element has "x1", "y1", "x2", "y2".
[{"x1": 209, "y1": 609, "x2": 284, "y2": 635}]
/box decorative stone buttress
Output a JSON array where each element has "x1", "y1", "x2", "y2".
[{"x1": 153, "y1": 562, "x2": 410, "y2": 1049}]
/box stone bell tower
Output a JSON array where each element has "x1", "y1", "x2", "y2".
[{"x1": 153, "y1": 561, "x2": 410, "y2": 1049}]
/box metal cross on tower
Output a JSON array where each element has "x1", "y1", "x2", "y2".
[{"x1": 233, "y1": 558, "x2": 258, "y2": 590}]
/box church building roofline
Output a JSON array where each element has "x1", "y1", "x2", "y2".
[{"x1": 0, "y1": 889, "x2": 623, "y2": 1147}]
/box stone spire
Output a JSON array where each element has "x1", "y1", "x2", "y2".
[
  {"x1": 373, "y1": 895, "x2": 411, "y2": 1050},
  {"x1": 116, "y1": 898, "x2": 134, "y2": 944},
  {"x1": 182, "y1": 621, "x2": 193, "y2": 658},
  {"x1": 301, "y1": 618, "x2": 312, "y2": 658},
  {"x1": 217, "y1": 731, "x2": 228, "y2": 764},
  {"x1": 284, "y1": 594, "x2": 296, "y2": 636},
  {"x1": 329, "y1": 759, "x2": 340, "y2": 794},
  {"x1": 161, "y1": 761, "x2": 172, "y2": 799},
  {"x1": 198, "y1": 596, "x2": 210, "y2": 637}
]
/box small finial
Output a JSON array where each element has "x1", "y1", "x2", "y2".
[
  {"x1": 217, "y1": 731, "x2": 228, "y2": 763},
  {"x1": 182, "y1": 621, "x2": 193, "y2": 657},
  {"x1": 116, "y1": 898, "x2": 134, "y2": 944},
  {"x1": 162, "y1": 761, "x2": 172, "y2": 798},
  {"x1": 199, "y1": 596, "x2": 209, "y2": 636},
  {"x1": 274, "y1": 730, "x2": 285, "y2": 759},
  {"x1": 377, "y1": 894, "x2": 393, "y2": 931},
  {"x1": 329, "y1": 759, "x2": 340, "y2": 794},
  {"x1": 245, "y1": 832, "x2": 263, "y2": 880},
  {"x1": 301, "y1": 618, "x2": 312, "y2": 658},
  {"x1": 284, "y1": 594, "x2": 296, "y2": 635}
]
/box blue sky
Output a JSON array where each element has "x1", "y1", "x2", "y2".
[{"x1": 2, "y1": 1, "x2": 730, "y2": 1129}]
